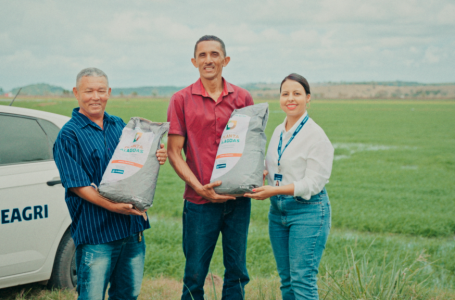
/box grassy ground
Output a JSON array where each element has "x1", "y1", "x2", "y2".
[
  {"x1": 2, "y1": 275, "x2": 455, "y2": 300},
  {"x1": 1, "y1": 97, "x2": 455, "y2": 298}
]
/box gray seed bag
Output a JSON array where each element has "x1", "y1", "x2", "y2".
[
  {"x1": 210, "y1": 103, "x2": 269, "y2": 195},
  {"x1": 99, "y1": 117, "x2": 169, "y2": 211}
]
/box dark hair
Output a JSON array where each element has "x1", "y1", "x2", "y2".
[
  {"x1": 280, "y1": 73, "x2": 310, "y2": 95},
  {"x1": 194, "y1": 35, "x2": 226, "y2": 58}
]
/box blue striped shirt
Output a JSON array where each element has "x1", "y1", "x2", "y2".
[{"x1": 53, "y1": 108, "x2": 150, "y2": 247}]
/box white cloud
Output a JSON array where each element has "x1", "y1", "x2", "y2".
[
  {"x1": 437, "y1": 3, "x2": 455, "y2": 25},
  {"x1": 0, "y1": 0, "x2": 454, "y2": 90},
  {"x1": 423, "y1": 47, "x2": 441, "y2": 64}
]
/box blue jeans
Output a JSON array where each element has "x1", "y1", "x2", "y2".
[
  {"x1": 269, "y1": 188, "x2": 331, "y2": 300},
  {"x1": 75, "y1": 232, "x2": 146, "y2": 300},
  {"x1": 182, "y1": 198, "x2": 251, "y2": 300}
]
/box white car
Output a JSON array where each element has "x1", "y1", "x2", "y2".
[{"x1": 0, "y1": 105, "x2": 76, "y2": 289}]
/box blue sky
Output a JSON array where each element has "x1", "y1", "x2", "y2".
[{"x1": 1, "y1": 0, "x2": 454, "y2": 90}]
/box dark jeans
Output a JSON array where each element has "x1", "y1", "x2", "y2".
[
  {"x1": 181, "y1": 198, "x2": 251, "y2": 300},
  {"x1": 75, "y1": 232, "x2": 145, "y2": 300}
]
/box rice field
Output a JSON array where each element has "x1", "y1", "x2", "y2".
[{"x1": 1, "y1": 97, "x2": 455, "y2": 299}]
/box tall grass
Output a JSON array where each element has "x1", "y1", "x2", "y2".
[
  {"x1": 2, "y1": 244, "x2": 454, "y2": 299},
  {"x1": 320, "y1": 248, "x2": 436, "y2": 300}
]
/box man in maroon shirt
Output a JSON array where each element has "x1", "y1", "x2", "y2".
[{"x1": 167, "y1": 35, "x2": 254, "y2": 300}]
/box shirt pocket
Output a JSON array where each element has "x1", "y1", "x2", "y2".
[{"x1": 88, "y1": 147, "x2": 105, "y2": 182}]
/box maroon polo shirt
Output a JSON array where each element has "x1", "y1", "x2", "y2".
[{"x1": 167, "y1": 78, "x2": 254, "y2": 204}]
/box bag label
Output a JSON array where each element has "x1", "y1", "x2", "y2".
[
  {"x1": 102, "y1": 128, "x2": 155, "y2": 184},
  {"x1": 211, "y1": 114, "x2": 251, "y2": 179}
]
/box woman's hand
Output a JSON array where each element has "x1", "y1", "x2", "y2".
[
  {"x1": 262, "y1": 170, "x2": 268, "y2": 186},
  {"x1": 244, "y1": 186, "x2": 277, "y2": 200},
  {"x1": 156, "y1": 143, "x2": 168, "y2": 165}
]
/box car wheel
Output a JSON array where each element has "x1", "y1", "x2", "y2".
[{"x1": 48, "y1": 228, "x2": 77, "y2": 289}]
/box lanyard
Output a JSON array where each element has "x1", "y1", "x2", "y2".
[{"x1": 277, "y1": 114, "x2": 309, "y2": 169}]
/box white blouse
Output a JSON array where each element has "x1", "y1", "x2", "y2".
[{"x1": 265, "y1": 112, "x2": 334, "y2": 200}]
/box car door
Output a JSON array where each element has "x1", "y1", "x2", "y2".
[{"x1": 0, "y1": 113, "x2": 69, "y2": 278}]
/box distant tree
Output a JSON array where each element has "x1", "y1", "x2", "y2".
[
  {"x1": 0, "y1": 87, "x2": 3, "y2": 94},
  {"x1": 132, "y1": 91, "x2": 138, "y2": 96},
  {"x1": 120, "y1": 91, "x2": 124, "y2": 97},
  {"x1": 62, "y1": 89, "x2": 70, "y2": 95}
]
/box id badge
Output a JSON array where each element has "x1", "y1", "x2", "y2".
[{"x1": 274, "y1": 173, "x2": 283, "y2": 187}]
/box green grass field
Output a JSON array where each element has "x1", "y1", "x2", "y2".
[{"x1": 2, "y1": 97, "x2": 455, "y2": 299}]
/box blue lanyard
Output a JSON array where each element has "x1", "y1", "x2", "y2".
[{"x1": 277, "y1": 114, "x2": 309, "y2": 167}]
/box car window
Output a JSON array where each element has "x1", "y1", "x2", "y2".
[
  {"x1": 0, "y1": 114, "x2": 51, "y2": 165},
  {"x1": 37, "y1": 118, "x2": 61, "y2": 153}
]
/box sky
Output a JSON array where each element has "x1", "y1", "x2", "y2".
[{"x1": 1, "y1": 0, "x2": 454, "y2": 90}]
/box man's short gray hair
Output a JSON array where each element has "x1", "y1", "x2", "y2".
[{"x1": 76, "y1": 67, "x2": 109, "y2": 88}]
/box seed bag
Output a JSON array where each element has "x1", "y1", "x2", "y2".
[
  {"x1": 210, "y1": 103, "x2": 269, "y2": 195},
  {"x1": 99, "y1": 117, "x2": 169, "y2": 211}
]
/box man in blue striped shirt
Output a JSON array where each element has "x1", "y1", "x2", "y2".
[{"x1": 53, "y1": 68, "x2": 167, "y2": 300}]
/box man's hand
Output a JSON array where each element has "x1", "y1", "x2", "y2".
[
  {"x1": 105, "y1": 202, "x2": 144, "y2": 216},
  {"x1": 196, "y1": 181, "x2": 236, "y2": 203},
  {"x1": 156, "y1": 143, "x2": 167, "y2": 165},
  {"x1": 263, "y1": 170, "x2": 269, "y2": 186},
  {"x1": 168, "y1": 135, "x2": 234, "y2": 203},
  {"x1": 70, "y1": 186, "x2": 144, "y2": 216}
]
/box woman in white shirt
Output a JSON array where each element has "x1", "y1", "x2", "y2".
[{"x1": 245, "y1": 73, "x2": 334, "y2": 300}]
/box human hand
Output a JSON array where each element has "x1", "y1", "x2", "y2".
[
  {"x1": 263, "y1": 170, "x2": 268, "y2": 186},
  {"x1": 156, "y1": 143, "x2": 167, "y2": 165},
  {"x1": 196, "y1": 181, "x2": 236, "y2": 203},
  {"x1": 244, "y1": 186, "x2": 277, "y2": 200},
  {"x1": 107, "y1": 202, "x2": 144, "y2": 216}
]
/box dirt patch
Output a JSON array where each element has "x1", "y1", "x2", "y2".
[{"x1": 37, "y1": 102, "x2": 58, "y2": 106}]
